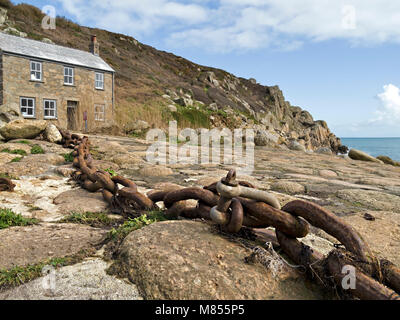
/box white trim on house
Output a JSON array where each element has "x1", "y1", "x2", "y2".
[
  {"x1": 30, "y1": 60, "x2": 42, "y2": 81},
  {"x1": 95, "y1": 72, "x2": 104, "y2": 89},
  {"x1": 64, "y1": 66, "x2": 74, "y2": 85},
  {"x1": 20, "y1": 97, "x2": 35, "y2": 118},
  {"x1": 43, "y1": 99, "x2": 57, "y2": 119}
]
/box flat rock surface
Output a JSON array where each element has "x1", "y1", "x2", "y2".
[
  {"x1": 53, "y1": 189, "x2": 109, "y2": 214},
  {"x1": 114, "y1": 220, "x2": 333, "y2": 300},
  {"x1": 336, "y1": 189, "x2": 400, "y2": 212},
  {"x1": 0, "y1": 223, "x2": 107, "y2": 270},
  {"x1": 0, "y1": 258, "x2": 142, "y2": 300},
  {"x1": 342, "y1": 211, "x2": 400, "y2": 265}
]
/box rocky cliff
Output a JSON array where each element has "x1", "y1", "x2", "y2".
[{"x1": 0, "y1": 1, "x2": 345, "y2": 153}]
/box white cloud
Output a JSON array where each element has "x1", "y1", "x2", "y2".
[
  {"x1": 373, "y1": 84, "x2": 400, "y2": 125},
  {"x1": 56, "y1": 0, "x2": 400, "y2": 52}
]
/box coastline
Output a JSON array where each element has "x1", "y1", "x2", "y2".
[{"x1": 341, "y1": 137, "x2": 400, "y2": 161}]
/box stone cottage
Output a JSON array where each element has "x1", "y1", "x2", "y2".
[{"x1": 0, "y1": 33, "x2": 115, "y2": 131}]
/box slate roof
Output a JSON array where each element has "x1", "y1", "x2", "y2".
[{"x1": 0, "y1": 32, "x2": 114, "y2": 73}]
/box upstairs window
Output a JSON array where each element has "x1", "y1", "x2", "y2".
[
  {"x1": 20, "y1": 97, "x2": 35, "y2": 118},
  {"x1": 30, "y1": 61, "x2": 42, "y2": 81},
  {"x1": 94, "y1": 104, "x2": 105, "y2": 121},
  {"x1": 44, "y1": 99, "x2": 57, "y2": 119},
  {"x1": 64, "y1": 67, "x2": 74, "y2": 85},
  {"x1": 95, "y1": 72, "x2": 104, "y2": 89}
]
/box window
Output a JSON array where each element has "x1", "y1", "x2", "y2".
[
  {"x1": 30, "y1": 61, "x2": 42, "y2": 81},
  {"x1": 64, "y1": 67, "x2": 74, "y2": 85},
  {"x1": 95, "y1": 72, "x2": 104, "y2": 89},
  {"x1": 94, "y1": 104, "x2": 105, "y2": 121},
  {"x1": 20, "y1": 97, "x2": 35, "y2": 118},
  {"x1": 44, "y1": 100, "x2": 57, "y2": 119}
]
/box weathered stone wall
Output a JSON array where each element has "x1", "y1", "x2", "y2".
[{"x1": 1, "y1": 54, "x2": 113, "y2": 131}]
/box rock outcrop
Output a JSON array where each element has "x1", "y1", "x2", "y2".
[
  {"x1": 113, "y1": 220, "x2": 332, "y2": 300},
  {"x1": 0, "y1": 119, "x2": 47, "y2": 140},
  {"x1": 348, "y1": 149, "x2": 383, "y2": 164}
]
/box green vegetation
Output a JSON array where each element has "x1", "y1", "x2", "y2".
[
  {"x1": 0, "y1": 250, "x2": 92, "y2": 289},
  {"x1": 108, "y1": 211, "x2": 168, "y2": 242},
  {"x1": 60, "y1": 212, "x2": 114, "y2": 228},
  {"x1": 30, "y1": 145, "x2": 45, "y2": 154},
  {"x1": 15, "y1": 140, "x2": 31, "y2": 145},
  {"x1": 61, "y1": 152, "x2": 74, "y2": 163},
  {"x1": 0, "y1": 208, "x2": 38, "y2": 229},
  {"x1": 0, "y1": 173, "x2": 18, "y2": 180},
  {"x1": 105, "y1": 168, "x2": 117, "y2": 177},
  {"x1": 10, "y1": 157, "x2": 23, "y2": 163},
  {"x1": 27, "y1": 32, "x2": 42, "y2": 41},
  {"x1": 1, "y1": 148, "x2": 27, "y2": 156},
  {"x1": 171, "y1": 105, "x2": 211, "y2": 129},
  {"x1": 0, "y1": 258, "x2": 66, "y2": 289}
]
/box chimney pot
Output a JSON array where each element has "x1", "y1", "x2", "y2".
[{"x1": 89, "y1": 35, "x2": 99, "y2": 56}]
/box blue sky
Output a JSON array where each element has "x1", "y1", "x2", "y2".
[{"x1": 15, "y1": 0, "x2": 400, "y2": 137}]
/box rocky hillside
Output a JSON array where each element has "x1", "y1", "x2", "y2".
[{"x1": 0, "y1": 1, "x2": 346, "y2": 153}]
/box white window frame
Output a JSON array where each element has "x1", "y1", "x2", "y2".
[
  {"x1": 30, "y1": 61, "x2": 42, "y2": 81},
  {"x1": 43, "y1": 99, "x2": 57, "y2": 120},
  {"x1": 94, "y1": 104, "x2": 105, "y2": 121},
  {"x1": 20, "y1": 97, "x2": 36, "y2": 118},
  {"x1": 64, "y1": 67, "x2": 74, "y2": 85},
  {"x1": 95, "y1": 72, "x2": 104, "y2": 90}
]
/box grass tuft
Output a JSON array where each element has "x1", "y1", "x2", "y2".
[
  {"x1": 30, "y1": 145, "x2": 45, "y2": 154},
  {"x1": 107, "y1": 210, "x2": 168, "y2": 242},
  {"x1": 10, "y1": 157, "x2": 23, "y2": 163},
  {"x1": 59, "y1": 212, "x2": 114, "y2": 228},
  {"x1": 0, "y1": 250, "x2": 92, "y2": 290},
  {"x1": 0, "y1": 208, "x2": 38, "y2": 229},
  {"x1": 61, "y1": 152, "x2": 74, "y2": 163},
  {"x1": 105, "y1": 168, "x2": 117, "y2": 177},
  {"x1": 14, "y1": 140, "x2": 31, "y2": 145},
  {"x1": 1, "y1": 148, "x2": 27, "y2": 156},
  {"x1": 0, "y1": 173, "x2": 19, "y2": 180}
]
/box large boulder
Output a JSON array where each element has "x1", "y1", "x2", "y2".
[
  {"x1": 124, "y1": 120, "x2": 150, "y2": 135},
  {"x1": 289, "y1": 140, "x2": 306, "y2": 152},
  {"x1": 112, "y1": 220, "x2": 332, "y2": 300},
  {"x1": 315, "y1": 147, "x2": 332, "y2": 155},
  {"x1": 44, "y1": 124, "x2": 62, "y2": 143},
  {"x1": 173, "y1": 96, "x2": 193, "y2": 107},
  {"x1": 254, "y1": 130, "x2": 279, "y2": 147},
  {"x1": 271, "y1": 181, "x2": 305, "y2": 194},
  {"x1": 0, "y1": 8, "x2": 7, "y2": 26},
  {"x1": 0, "y1": 119, "x2": 47, "y2": 140},
  {"x1": 138, "y1": 165, "x2": 173, "y2": 177},
  {"x1": 348, "y1": 149, "x2": 383, "y2": 164},
  {"x1": 376, "y1": 155, "x2": 399, "y2": 166}
]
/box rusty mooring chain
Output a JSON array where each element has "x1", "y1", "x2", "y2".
[
  {"x1": 60, "y1": 130, "x2": 400, "y2": 300},
  {"x1": 0, "y1": 177, "x2": 15, "y2": 192}
]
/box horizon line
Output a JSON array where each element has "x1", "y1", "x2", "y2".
[{"x1": 340, "y1": 137, "x2": 400, "y2": 139}]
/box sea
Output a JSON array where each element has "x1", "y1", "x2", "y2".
[{"x1": 341, "y1": 138, "x2": 400, "y2": 161}]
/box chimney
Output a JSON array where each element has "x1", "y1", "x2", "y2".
[{"x1": 89, "y1": 35, "x2": 99, "y2": 56}]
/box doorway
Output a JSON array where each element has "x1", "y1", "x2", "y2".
[{"x1": 67, "y1": 101, "x2": 78, "y2": 131}]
